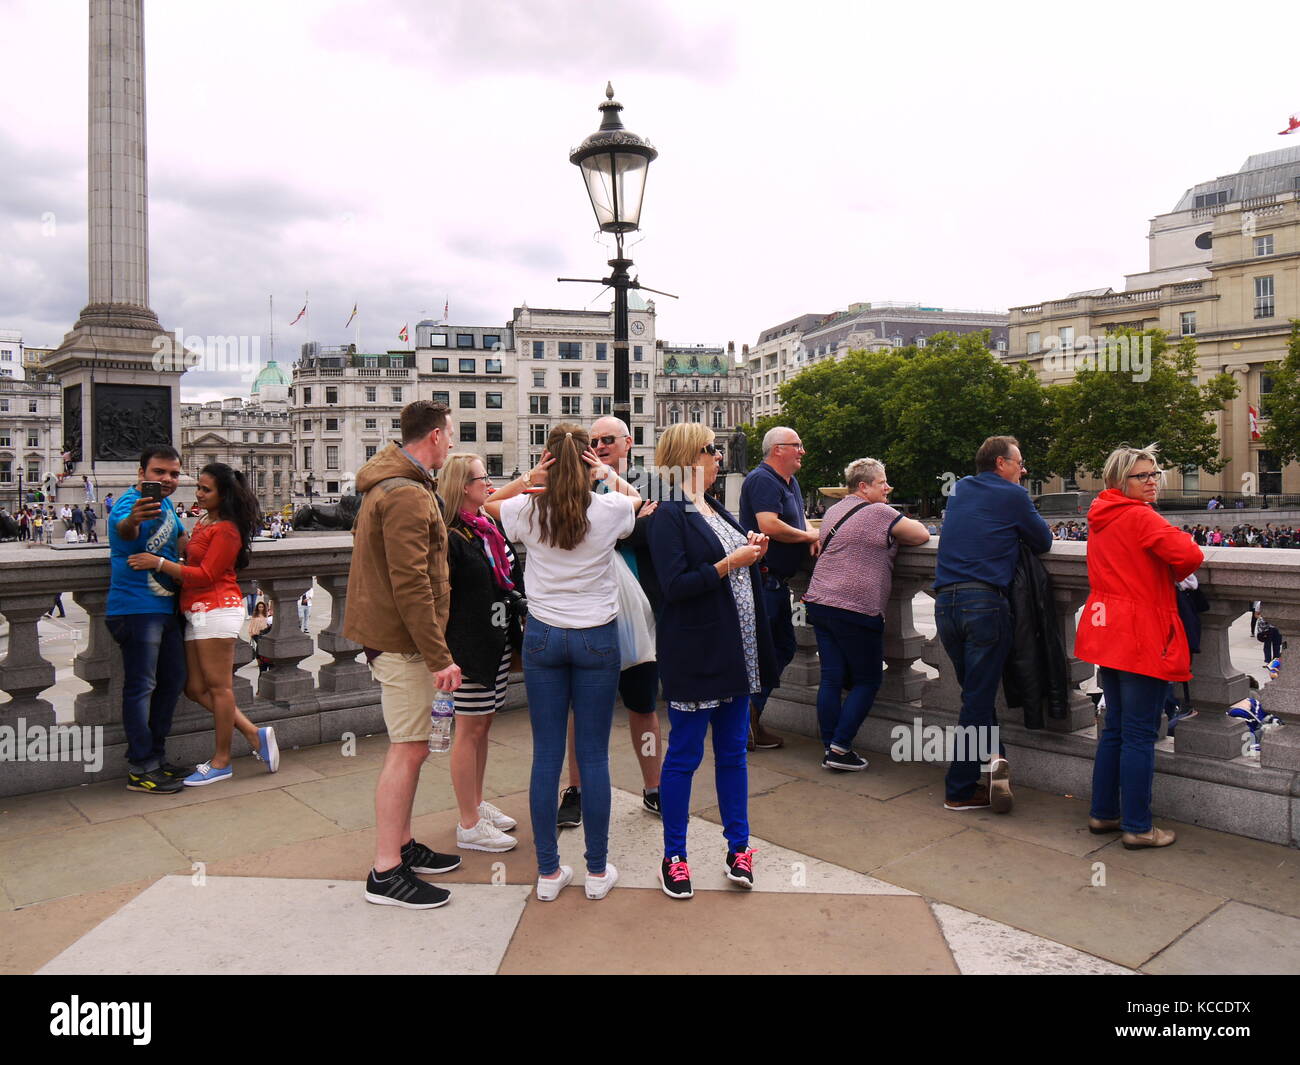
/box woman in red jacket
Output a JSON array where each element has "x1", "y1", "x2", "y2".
[
  {"x1": 129, "y1": 463, "x2": 274, "y2": 786},
  {"x1": 1075, "y1": 445, "x2": 1203, "y2": 849}
]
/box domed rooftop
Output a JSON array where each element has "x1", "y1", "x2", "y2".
[{"x1": 251, "y1": 360, "x2": 291, "y2": 395}]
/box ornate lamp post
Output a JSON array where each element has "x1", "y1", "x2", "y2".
[{"x1": 565, "y1": 83, "x2": 668, "y2": 431}]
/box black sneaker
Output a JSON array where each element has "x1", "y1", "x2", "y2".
[
  {"x1": 401, "y1": 839, "x2": 461, "y2": 874},
  {"x1": 557, "y1": 786, "x2": 582, "y2": 828},
  {"x1": 642, "y1": 789, "x2": 662, "y2": 817},
  {"x1": 365, "y1": 865, "x2": 451, "y2": 909},
  {"x1": 822, "y1": 747, "x2": 869, "y2": 772},
  {"x1": 126, "y1": 768, "x2": 184, "y2": 794},
  {"x1": 725, "y1": 847, "x2": 756, "y2": 889},
  {"x1": 159, "y1": 761, "x2": 195, "y2": 780},
  {"x1": 659, "y1": 855, "x2": 694, "y2": 899}
]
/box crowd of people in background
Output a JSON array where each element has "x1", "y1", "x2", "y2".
[
  {"x1": 1051, "y1": 521, "x2": 1088, "y2": 541},
  {"x1": 1181, "y1": 523, "x2": 1298, "y2": 548}
]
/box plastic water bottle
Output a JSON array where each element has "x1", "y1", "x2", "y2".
[{"x1": 429, "y1": 690, "x2": 454, "y2": 753}]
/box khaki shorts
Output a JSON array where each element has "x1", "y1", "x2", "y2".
[{"x1": 370, "y1": 651, "x2": 434, "y2": 744}]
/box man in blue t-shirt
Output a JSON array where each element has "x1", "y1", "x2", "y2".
[
  {"x1": 107, "y1": 445, "x2": 190, "y2": 795},
  {"x1": 933, "y1": 435, "x2": 1052, "y2": 814},
  {"x1": 739, "y1": 426, "x2": 821, "y2": 750}
]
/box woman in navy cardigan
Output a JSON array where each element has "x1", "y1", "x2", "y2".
[{"x1": 647, "y1": 424, "x2": 778, "y2": 899}]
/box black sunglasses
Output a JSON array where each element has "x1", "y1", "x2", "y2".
[
  {"x1": 592, "y1": 435, "x2": 624, "y2": 447},
  {"x1": 700, "y1": 444, "x2": 720, "y2": 455}
]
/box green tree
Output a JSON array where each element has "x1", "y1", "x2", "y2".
[
  {"x1": 1046, "y1": 329, "x2": 1237, "y2": 479},
  {"x1": 1259, "y1": 319, "x2": 1300, "y2": 469}
]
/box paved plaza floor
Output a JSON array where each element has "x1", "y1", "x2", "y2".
[{"x1": 3, "y1": 706, "x2": 1299, "y2": 975}]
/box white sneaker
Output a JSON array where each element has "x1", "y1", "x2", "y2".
[
  {"x1": 478, "y1": 800, "x2": 517, "y2": 832},
  {"x1": 585, "y1": 862, "x2": 619, "y2": 900},
  {"x1": 456, "y1": 818, "x2": 517, "y2": 852},
  {"x1": 536, "y1": 865, "x2": 573, "y2": 901}
]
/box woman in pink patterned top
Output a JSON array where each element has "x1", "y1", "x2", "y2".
[{"x1": 803, "y1": 458, "x2": 931, "y2": 771}]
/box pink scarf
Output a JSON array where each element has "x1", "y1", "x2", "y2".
[{"x1": 459, "y1": 510, "x2": 515, "y2": 591}]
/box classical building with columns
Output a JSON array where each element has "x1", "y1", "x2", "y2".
[
  {"x1": 654, "y1": 341, "x2": 752, "y2": 466},
  {"x1": 1008, "y1": 147, "x2": 1300, "y2": 498}
]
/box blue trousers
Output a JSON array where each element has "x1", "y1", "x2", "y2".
[
  {"x1": 1091, "y1": 666, "x2": 1166, "y2": 833},
  {"x1": 808, "y1": 602, "x2": 884, "y2": 751},
  {"x1": 935, "y1": 585, "x2": 1011, "y2": 801},
  {"x1": 750, "y1": 576, "x2": 796, "y2": 717},
  {"x1": 524, "y1": 618, "x2": 620, "y2": 875},
  {"x1": 106, "y1": 612, "x2": 188, "y2": 771},
  {"x1": 661, "y1": 695, "x2": 750, "y2": 859}
]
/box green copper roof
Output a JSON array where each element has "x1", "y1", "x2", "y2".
[
  {"x1": 663, "y1": 351, "x2": 727, "y2": 375},
  {"x1": 251, "y1": 360, "x2": 291, "y2": 394}
]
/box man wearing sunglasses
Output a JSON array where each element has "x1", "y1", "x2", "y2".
[
  {"x1": 738, "y1": 427, "x2": 821, "y2": 750},
  {"x1": 553, "y1": 417, "x2": 665, "y2": 830}
]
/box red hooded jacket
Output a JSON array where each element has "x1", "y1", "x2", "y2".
[{"x1": 1074, "y1": 489, "x2": 1204, "y2": 682}]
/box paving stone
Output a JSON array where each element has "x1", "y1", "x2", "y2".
[
  {"x1": 876, "y1": 829, "x2": 1225, "y2": 969},
  {"x1": 144, "y1": 789, "x2": 343, "y2": 862},
  {"x1": 0, "y1": 791, "x2": 89, "y2": 842},
  {"x1": 1141, "y1": 901, "x2": 1300, "y2": 975},
  {"x1": 0, "y1": 817, "x2": 189, "y2": 907},
  {"x1": 1095, "y1": 822, "x2": 1300, "y2": 920},
  {"x1": 39, "y1": 876, "x2": 532, "y2": 975},
  {"x1": 284, "y1": 765, "x2": 458, "y2": 831},
  {"x1": 64, "y1": 759, "x2": 325, "y2": 824},
  {"x1": 0, "y1": 879, "x2": 13, "y2": 912},
  {"x1": 745, "y1": 731, "x2": 942, "y2": 800},
  {"x1": 710, "y1": 778, "x2": 966, "y2": 876},
  {"x1": 499, "y1": 890, "x2": 956, "y2": 974},
  {"x1": 929, "y1": 902, "x2": 1133, "y2": 975},
  {"x1": 289, "y1": 733, "x2": 393, "y2": 777},
  {"x1": 0, "y1": 877, "x2": 157, "y2": 974}
]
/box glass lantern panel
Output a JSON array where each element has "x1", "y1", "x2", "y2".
[{"x1": 581, "y1": 151, "x2": 649, "y2": 232}]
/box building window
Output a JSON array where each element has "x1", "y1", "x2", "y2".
[
  {"x1": 483, "y1": 335, "x2": 501, "y2": 351},
  {"x1": 257, "y1": 471, "x2": 266, "y2": 490},
  {"x1": 692, "y1": 378, "x2": 700, "y2": 392},
  {"x1": 1027, "y1": 331, "x2": 1041, "y2": 353},
  {"x1": 0, "y1": 398, "x2": 7, "y2": 411},
  {"x1": 326, "y1": 446, "x2": 338, "y2": 469},
  {"x1": 1180, "y1": 311, "x2": 1197, "y2": 336},
  {"x1": 561, "y1": 371, "x2": 581, "y2": 388},
  {"x1": 429, "y1": 333, "x2": 448, "y2": 347},
  {"x1": 1255, "y1": 235, "x2": 1274, "y2": 256},
  {"x1": 633, "y1": 372, "x2": 648, "y2": 389},
  {"x1": 1260, "y1": 450, "x2": 1283, "y2": 495},
  {"x1": 459, "y1": 392, "x2": 476, "y2": 408},
  {"x1": 391, "y1": 387, "x2": 403, "y2": 402},
  {"x1": 1260, "y1": 372, "x2": 1275, "y2": 416},
  {"x1": 486, "y1": 392, "x2": 502, "y2": 408},
  {"x1": 243, "y1": 432, "x2": 250, "y2": 442},
  {"x1": 486, "y1": 422, "x2": 503, "y2": 442},
  {"x1": 669, "y1": 404, "x2": 681, "y2": 425},
  {"x1": 365, "y1": 386, "x2": 377, "y2": 402},
  {"x1": 634, "y1": 426, "x2": 644, "y2": 445},
  {"x1": 456, "y1": 334, "x2": 475, "y2": 348},
  {"x1": 531, "y1": 423, "x2": 548, "y2": 446},
  {"x1": 364, "y1": 418, "x2": 377, "y2": 430},
  {"x1": 916, "y1": 337, "x2": 927, "y2": 349},
  {"x1": 303, "y1": 387, "x2": 312, "y2": 404},
  {"x1": 1194, "y1": 189, "x2": 1229, "y2": 208},
  {"x1": 326, "y1": 418, "x2": 339, "y2": 431},
  {"x1": 461, "y1": 422, "x2": 477, "y2": 441},
  {"x1": 593, "y1": 396, "x2": 612, "y2": 415},
  {"x1": 431, "y1": 357, "x2": 449, "y2": 372},
  {"x1": 596, "y1": 372, "x2": 609, "y2": 388},
  {"x1": 303, "y1": 418, "x2": 313, "y2": 432},
  {"x1": 485, "y1": 359, "x2": 502, "y2": 374},
  {"x1": 712, "y1": 407, "x2": 724, "y2": 429},
  {"x1": 1255, "y1": 276, "x2": 1275, "y2": 319},
  {"x1": 530, "y1": 395, "x2": 549, "y2": 415},
  {"x1": 28, "y1": 399, "x2": 38, "y2": 413},
  {"x1": 670, "y1": 378, "x2": 678, "y2": 392},
  {"x1": 712, "y1": 379, "x2": 721, "y2": 392},
  {"x1": 596, "y1": 343, "x2": 607, "y2": 361},
  {"x1": 891, "y1": 336, "x2": 903, "y2": 348},
  {"x1": 633, "y1": 396, "x2": 643, "y2": 414},
  {"x1": 325, "y1": 387, "x2": 338, "y2": 404},
  {"x1": 532, "y1": 340, "x2": 544, "y2": 359},
  {"x1": 327, "y1": 480, "x2": 339, "y2": 494},
  {"x1": 391, "y1": 418, "x2": 401, "y2": 429},
  {"x1": 1058, "y1": 326, "x2": 1075, "y2": 349},
  {"x1": 690, "y1": 405, "x2": 702, "y2": 423},
  {"x1": 633, "y1": 345, "x2": 643, "y2": 361},
  {"x1": 995, "y1": 339, "x2": 1007, "y2": 352},
  {"x1": 559, "y1": 341, "x2": 582, "y2": 360},
  {"x1": 0, "y1": 461, "x2": 10, "y2": 483},
  {"x1": 273, "y1": 456, "x2": 282, "y2": 467},
  {"x1": 27, "y1": 432, "x2": 39, "y2": 447},
  {"x1": 459, "y1": 358, "x2": 476, "y2": 373},
  {"x1": 561, "y1": 396, "x2": 581, "y2": 416},
  {"x1": 487, "y1": 455, "x2": 504, "y2": 477},
  {"x1": 533, "y1": 370, "x2": 545, "y2": 387},
  {"x1": 0, "y1": 431, "x2": 9, "y2": 446},
  {"x1": 433, "y1": 390, "x2": 450, "y2": 405}
]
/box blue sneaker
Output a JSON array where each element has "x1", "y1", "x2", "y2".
[
  {"x1": 183, "y1": 761, "x2": 233, "y2": 787},
  {"x1": 254, "y1": 726, "x2": 280, "y2": 773}
]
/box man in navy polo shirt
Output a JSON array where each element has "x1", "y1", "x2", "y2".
[
  {"x1": 740, "y1": 426, "x2": 821, "y2": 750},
  {"x1": 934, "y1": 435, "x2": 1052, "y2": 814}
]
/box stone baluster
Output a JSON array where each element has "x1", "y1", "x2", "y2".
[
  {"x1": 70, "y1": 586, "x2": 118, "y2": 725},
  {"x1": 1174, "y1": 597, "x2": 1253, "y2": 761},
  {"x1": 881, "y1": 574, "x2": 928, "y2": 703},
  {"x1": 314, "y1": 573, "x2": 374, "y2": 692},
  {"x1": 0, "y1": 594, "x2": 58, "y2": 726},
  {"x1": 256, "y1": 575, "x2": 316, "y2": 702},
  {"x1": 1045, "y1": 584, "x2": 1098, "y2": 733},
  {"x1": 1259, "y1": 600, "x2": 1300, "y2": 771}
]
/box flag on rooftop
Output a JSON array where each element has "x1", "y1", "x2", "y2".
[
  {"x1": 289, "y1": 304, "x2": 307, "y2": 325},
  {"x1": 398, "y1": 324, "x2": 408, "y2": 342},
  {"x1": 345, "y1": 303, "x2": 358, "y2": 328},
  {"x1": 1279, "y1": 112, "x2": 1300, "y2": 135}
]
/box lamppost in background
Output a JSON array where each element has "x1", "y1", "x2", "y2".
[
  {"x1": 305, "y1": 472, "x2": 315, "y2": 510},
  {"x1": 564, "y1": 83, "x2": 674, "y2": 430}
]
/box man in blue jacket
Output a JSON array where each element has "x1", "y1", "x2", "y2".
[{"x1": 934, "y1": 436, "x2": 1052, "y2": 813}]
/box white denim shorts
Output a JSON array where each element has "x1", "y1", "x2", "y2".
[{"x1": 184, "y1": 606, "x2": 246, "y2": 641}]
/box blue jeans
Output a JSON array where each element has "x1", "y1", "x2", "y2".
[
  {"x1": 1091, "y1": 666, "x2": 1166, "y2": 833},
  {"x1": 935, "y1": 585, "x2": 1011, "y2": 801},
  {"x1": 106, "y1": 612, "x2": 188, "y2": 772},
  {"x1": 661, "y1": 696, "x2": 750, "y2": 859},
  {"x1": 524, "y1": 618, "x2": 620, "y2": 875},
  {"x1": 807, "y1": 602, "x2": 884, "y2": 751},
  {"x1": 751, "y1": 575, "x2": 796, "y2": 717}
]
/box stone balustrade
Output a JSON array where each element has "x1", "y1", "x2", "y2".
[{"x1": 2, "y1": 535, "x2": 1299, "y2": 845}]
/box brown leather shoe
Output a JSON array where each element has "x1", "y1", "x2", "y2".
[
  {"x1": 1121, "y1": 827, "x2": 1176, "y2": 849},
  {"x1": 749, "y1": 708, "x2": 783, "y2": 749},
  {"x1": 944, "y1": 785, "x2": 991, "y2": 811},
  {"x1": 1088, "y1": 817, "x2": 1122, "y2": 834},
  {"x1": 988, "y1": 757, "x2": 1013, "y2": 814}
]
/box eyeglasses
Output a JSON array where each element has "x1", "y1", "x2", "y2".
[
  {"x1": 1127, "y1": 471, "x2": 1161, "y2": 483},
  {"x1": 700, "y1": 444, "x2": 720, "y2": 456},
  {"x1": 592, "y1": 435, "x2": 624, "y2": 447},
  {"x1": 467, "y1": 475, "x2": 493, "y2": 484},
  {"x1": 773, "y1": 441, "x2": 805, "y2": 452}
]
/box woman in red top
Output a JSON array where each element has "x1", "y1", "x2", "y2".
[
  {"x1": 129, "y1": 463, "x2": 274, "y2": 786},
  {"x1": 1074, "y1": 445, "x2": 1203, "y2": 849}
]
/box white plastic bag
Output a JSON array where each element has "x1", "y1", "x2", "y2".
[{"x1": 612, "y1": 551, "x2": 656, "y2": 670}]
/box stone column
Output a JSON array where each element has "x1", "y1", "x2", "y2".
[
  {"x1": 1045, "y1": 585, "x2": 1098, "y2": 733},
  {"x1": 315, "y1": 574, "x2": 373, "y2": 693},
  {"x1": 70, "y1": 586, "x2": 118, "y2": 725},
  {"x1": 1259, "y1": 600, "x2": 1300, "y2": 770},
  {"x1": 256, "y1": 576, "x2": 316, "y2": 702},
  {"x1": 1186, "y1": 597, "x2": 1250, "y2": 709},
  {"x1": 881, "y1": 574, "x2": 928, "y2": 703},
  {"x1": 0, "y1": 596, "x2": 58, "y2": 726}
]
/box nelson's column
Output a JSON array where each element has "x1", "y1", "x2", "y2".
[{"x1": 45, "y1": 0, "x2": 183, "y2": 498}]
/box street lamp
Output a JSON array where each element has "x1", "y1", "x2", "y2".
[{"x1": 566, "y1": 83, "x2": 670, "y2": 432}]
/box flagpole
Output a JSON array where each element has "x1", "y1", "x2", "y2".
[
  {"x1": 268, "y1": 293, "x2": 275, "y2": 363},
  {"x1": 305, "y1": 290, "x2": 311, "y2": 349}
]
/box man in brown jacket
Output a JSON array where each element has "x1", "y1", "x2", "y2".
[{"x1": 346, "y1": 400, "x2": 464, "y2": 909}]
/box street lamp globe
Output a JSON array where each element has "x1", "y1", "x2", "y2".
[{"x1": 570, "y1": 83, "x2": 658, "y2": 235}]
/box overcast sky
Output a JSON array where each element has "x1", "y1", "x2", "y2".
[{"x1": 3, "y1": 0, "x2": 1299, "y2": 401}]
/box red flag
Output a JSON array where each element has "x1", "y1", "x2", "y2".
[
  {"x1": 443, "y1": 299, "x2": 449, "y2": 322},
  {"x1": 1249, "y1": 404, "x2": 1261, "y2": 439},
  {"x1": 398, "y1": 324, "x2": 409, "y2": 342},
  {"x1": 289, "y1": 304, "x2": 307, "y2": 325},
  {"x1": 1279, "y1": 112, "x2": 1300, "y2": 135}
]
